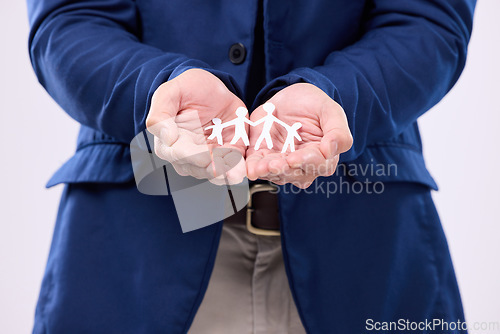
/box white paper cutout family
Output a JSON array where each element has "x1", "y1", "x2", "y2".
[{"x1": 205, "y1": 102, "x2": 303, "y2": 153}]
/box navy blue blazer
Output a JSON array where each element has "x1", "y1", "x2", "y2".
[
  {"x1": 27, "y1": 0, "x2": 476, "y2": 333},
  {"x1": 28, "y1": 0, "x2": 474, "y2": 189}
]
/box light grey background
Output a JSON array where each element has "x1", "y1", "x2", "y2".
[{"x1": 1, "y1": 1, "x2": 498, "y2": 333}]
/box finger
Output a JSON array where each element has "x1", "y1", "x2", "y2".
[
  {"x1": 209, "y1": 161, "x2": 246, "y2": 186},
  {"x1": 146, "y1": 81, "x2": 181, "y2": 129},
  {"x1": 271, "y1": 179, "x2": 287, "y2": 186},
  {"x1": 267, "y1": 175, "x2": 282, "y2": 183},
  {"x1": 274, "y1": 165, "x2": 315, "y2": 189},
  {"x1": 155, "y1": 136, "x2": 213, "y2": 168},
  {"x1": 174, "y1": 110, "x2": 206, "y2": 136},
  {"x1": 212, "y1": 148, "x2": 247, "y2": 184},
  {"x1": 223, "y1": 151, "x2": 247, "y2": 184},
  {"x1": 291, "y1": 179, "x2": 315, "y2": 189},
  {"x1": 146, "y1": 82, "x2": 182, "y2": 146},
  {"x1": 259, "y1": 163, "x2": 302, "y2": 183},
  {"x1": 156, "y1": 142, "x2": 211, "y2": 167},
  {"x1": 171, "y1": 162, "x2": 189, "y2": 177},
  {"x1": 169, "y1": 160, "x2": 210, "y2": 180},
  {"x1": 174, "y1": 146, "x2": 246, "y2": 181},
  {"x1": 208, "y1": 174, "x2": 229, "y2": 186},
  {"x1": 246, "y1": 151, "x2": 266, "y2": 181},
  {"x1": 255, "y1": 159, "x2": 271, "y2": 178},
  {"x1": 150, "y1": 109, "x2": 206, "y2": 152},
  {"x1": 268, "y1": 157, "x2": 290, "y2": 176},
  {"x1": 319, "y1": 138, "x2": 338, "y2": 160},
  {"x1": 316, "y1": 156, "x2": 340, "y2": 177},
  {"x1": 261, "y1": 168, "x2": 315, "y2": 189},
  {"x1": 286, "y1": 145, "x2": 326, "y2": 175},
  {"x1": 280, "y1": 169, "x2": 314, "y2": 187},
  {"x1": 218, "y1": 143, "x2": 246, "y2": 161},
  {"x1": 148, "y1": 118, "x2": 179, "y2": 147},
  {"x1": 319, "y1": 101, "x2": 353, "y2": 158},
  {"x1": 277, "y1": 156, "x2": 340, "y2": 187},
  {"x1": 253, "y1": 152, "x2": 285, "y2": 179}
]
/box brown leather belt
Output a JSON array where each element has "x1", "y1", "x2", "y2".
[{"x1": 225, "y1": 183, "x2": 281, "y2": 236}]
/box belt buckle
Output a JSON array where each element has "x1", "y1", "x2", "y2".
[{"x1": 246, "y1": 183, "x2": 281, "y2": 236}]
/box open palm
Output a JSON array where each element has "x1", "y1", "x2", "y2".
[
  {"x1": 246, "y1": 83, "x2": 353, "y2": 188},
  {"x1": 146, "y1": 69, "x2": 248, "y2": 184}
]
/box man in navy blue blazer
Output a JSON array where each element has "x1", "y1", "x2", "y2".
[{"x1": 27, "y1": 0, "x2": 476, "y2": 333}]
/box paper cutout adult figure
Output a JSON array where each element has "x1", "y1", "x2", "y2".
[
  {"x1": 281, "y1": 122, "x2": 303, "y2": 153},
  {"x1": 205, "y1": 117, "x2": 224, "y2": 145},
  {"x1": 228, "y1": 107, "x2": 255, "y2": 145},
  {"x1": 253, "y1": 102, "x2": 289, "y2": 150},
  {"x1": 206, "y1": 107, "x2": 254, "y2": 146}
]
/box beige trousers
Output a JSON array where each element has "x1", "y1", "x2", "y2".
[{"x1": 188, "y1": 221, "x2": 307, "y2": 334}]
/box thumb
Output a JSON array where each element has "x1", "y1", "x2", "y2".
[
  {"x1": 319, "y1": 128, "x2": 353, "y2": 159},
  {"x1": 146, "y1": 81, "x2": 181, "y2": 133},
  {"x1": 319, "y1": 100, "x2": 353, "y2": 159},
  {"x1": 146, "y1": 81, "x2": 181, "y2": 145}
]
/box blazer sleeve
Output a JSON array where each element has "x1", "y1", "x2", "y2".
[
  {"x1": 255, "y1": 0, "x2": 476, "y2": 163},
  {"x1": 27, "y1": 0, "x2": 240, "y2": 143}
]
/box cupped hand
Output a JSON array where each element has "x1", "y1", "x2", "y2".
[
  {"x1": 146, "y1": 69, "x2": 248, "y2": 184},
  {"x1": 246, "y1": 83, "x2": 353, "y2": 189}
]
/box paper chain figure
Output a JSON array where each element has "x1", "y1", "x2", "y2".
[{"x1": 205, "y1": 102, "x2": 302, "y2": 153}]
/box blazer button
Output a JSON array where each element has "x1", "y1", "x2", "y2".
[{"x1": 229, "y1": 43, "x2": 246, "y2": 65}]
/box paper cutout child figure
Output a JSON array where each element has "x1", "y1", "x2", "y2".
[
  {"x1": 223, "y1": 107, "x2": 254, "y2": 146},
  {"x1": 205, "y1": 117, "x2": 224, "y2": 145},
  {"x1": 281, "y1": 122, "x2": 303, "y2": 153},
  {"x1": 253, "y1": 102, "x2": 288, "y2": 150}
]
